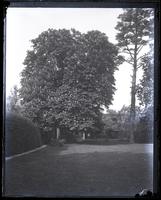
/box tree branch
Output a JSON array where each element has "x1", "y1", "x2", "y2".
[
  {"x1": 137, "y1": 45, "x2": 144, "y2": 54},
  {"x1": 124, "y1": 59, "x2": 133, "y2": 65},
  {"x1": 136, "y1": 64, "x2": 142, "y2": 70},
  {"x1": 137, "y1": 55, "x2": 145, "y2": 62},
  {"x1": 123, "y1": 51, "x2": 133, "y2": 55},
  {"x1": 124, "y1": 41, "x2": 134, "y2": 61}
]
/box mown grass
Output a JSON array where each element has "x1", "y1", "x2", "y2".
[{"x1": 4, "y1": 144, "x2": 153, "y2": 197}]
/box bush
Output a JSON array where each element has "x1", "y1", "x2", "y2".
[{"x1": 5, "y1": 112, "x2": 42, "y2": 157}]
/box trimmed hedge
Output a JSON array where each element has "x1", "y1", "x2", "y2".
[{"x1": 5, "y1": 113, "x2": 42, "y2": 157}]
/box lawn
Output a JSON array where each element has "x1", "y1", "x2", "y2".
[{"x1": 4, "y1": 144, "x2": 153, "y2": 197}]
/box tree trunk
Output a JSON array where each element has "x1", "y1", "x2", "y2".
[
  {"x1": 130, "y1": 43, "x2": 137, "y2": 143},
  {"x1": 56, "y1": 127, "x2": 60, "y2": 140},
  {"x1": 82, "y1": 132, "x2": 86, "y2": 140},
  {"x1": 130, "y1": 68, "x2": 136, "y2": 143}
]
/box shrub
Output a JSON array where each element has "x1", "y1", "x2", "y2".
[{"x1": 5, "y1": 112, "x2": 42, "y2": 157}]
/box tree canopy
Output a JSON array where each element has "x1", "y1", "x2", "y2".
[{"x1": 20, "y1": 29, "x2": 121, "y2": 136}]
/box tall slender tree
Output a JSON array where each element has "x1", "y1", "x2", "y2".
[{"x1": 115, "y1": 8, "x2": 153, "y2": 142}]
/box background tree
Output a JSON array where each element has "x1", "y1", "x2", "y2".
[
  {"x1": 102, "y1": 106, "x2": 141, "y2": 140},
  {"x1": 115, "y1": 8, "x2": 153, "y2": 142},
  {"x1": 6, "y1": 85, "x2": 21, "y2": 114},
  {"x1": 102, "y1": 109, "x2": 119, "y2": 139},
  {"x1": 20, "y1": 29, "x2": 121, "y2": 142},
  {"x1": 136, "y1": 52, "x2": 153, "y2": 109},
  {"x1": 118, "y1": 105, "x2": 141, "y2": 140},
  {"x1": 135, "y1": 49, "x2": 154, "y2": 143}
]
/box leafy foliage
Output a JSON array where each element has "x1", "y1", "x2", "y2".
[
  {"x1": 134, "y1": 112, "x2": 153, "y2": 143},
  {"x1": 102, "y1": 106, "x2": 144, "y2": 140},
  {"x1": 6, "y1": 85, "x2": 21, "y2": 114},
  {"x1": 20, "y1": 29, "x2": 121, "y2": 137},
  {"x1": 116, "y1": 9, "x2": 153, "y2": 49},
  {"x1": 136, "y1": 52, "x2": 153, "y2": 108}
]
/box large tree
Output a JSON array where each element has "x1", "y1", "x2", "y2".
[
  {"x1": 20, "y1": 29, "x2": 121, "y2": 140},
  {"x1": 115, "y1": 8, "x2": 153, "y2": 142}
]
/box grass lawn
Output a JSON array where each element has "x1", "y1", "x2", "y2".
[{"x1": 4, "y1": 144, "x2": 153, "y2": 197}]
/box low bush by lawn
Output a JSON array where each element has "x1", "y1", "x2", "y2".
[{"x1": 5, "y1": 112, "x2": 42, "y2": 157}]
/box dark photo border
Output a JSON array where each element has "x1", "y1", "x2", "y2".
[{"x1": 2, "y1": 0, "x2": 160, "y2": 198}]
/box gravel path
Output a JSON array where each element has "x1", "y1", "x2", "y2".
[{"x1": 59, "y1": 144, "x2": 153, "y2": 155}]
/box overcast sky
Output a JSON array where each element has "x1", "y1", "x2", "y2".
[{"x1": 6, "y1": 8, "x2": 146, "y2": 111}]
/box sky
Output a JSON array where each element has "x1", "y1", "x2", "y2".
[{"x1": 6, "y1": 8, "x2": 146, "y2": 111}]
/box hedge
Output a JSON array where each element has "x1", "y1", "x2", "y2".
[{"x1": 5, "y1": 112, "x2": 42, "y2": 157}]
